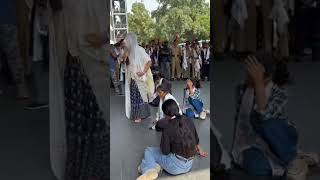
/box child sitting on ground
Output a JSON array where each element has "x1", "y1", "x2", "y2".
[{"x1": 182, "y1": 79, "x2": 209, "y2": 120}]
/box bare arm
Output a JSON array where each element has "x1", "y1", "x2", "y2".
[
  {"x1": 143, "y1": 61, "x2": 152, "y2": 74},
  {"x1": 254, "y1": 82, "x2": 268, "y2": 111}
]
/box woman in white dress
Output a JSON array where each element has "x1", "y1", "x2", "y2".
[
  {"x1": 49, "y1": 1, "x2": 109, "y2": 180},
  {"x1": 123, "y1": 33, "x2": 155, "y2": 123}
]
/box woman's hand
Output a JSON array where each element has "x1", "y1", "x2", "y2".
[
  {"x1": 199, "y1": 150, "x2": 209, "y2": 157},
  {"x1": 245, "y1": 55, "x2": 265, "y2": 86},
  {"x1": 85, "y1": 32, "x2": 107, "y2": 48},
  {"x1": 136, "y1": 71, "x2": 145, "y2": 77},
  {"x1": 196, "y1": 145, "x2": 208, "y2": 157}
]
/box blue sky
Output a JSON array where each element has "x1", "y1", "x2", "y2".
[{"x1": 126, "y1": 0, "x2": 210, "y2": 13}]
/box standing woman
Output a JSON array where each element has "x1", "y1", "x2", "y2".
[
  {"x1": 49, "y1": 0, "x2": 109, "y2": 180},
  {"x1": 124, "y1": 33, "x2": 155, "y2": 123}
]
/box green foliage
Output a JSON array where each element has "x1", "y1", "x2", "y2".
[
  {"x1": 128, "y1": 0, "x2": 210, "y2": 43},
  {"x1": 128, "y1": 3, "x2": 156, "y2": 44}
]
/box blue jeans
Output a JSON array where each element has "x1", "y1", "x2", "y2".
[
  {"x1": 185, "y1": 97, "x2": 203, "y2": 118},
  {"x1": 140, "y1": 147, "x2": 193, "y2": 175},
  {"x1": 242, "y1": 148, "x2": 272, "y2": 176}
]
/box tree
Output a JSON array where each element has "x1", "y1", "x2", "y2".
[
  {"x1": 152, "y1": 0, "x2": 210, "y2": 42},
  {"x1": 128, "y1": 3, "x2": 156, "y2": 44},
  {"x1": 127, "y1": 0, "x2": 210, "y2": 43}
]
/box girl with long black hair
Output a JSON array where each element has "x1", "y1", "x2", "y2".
[{"x1": 137, "y1": 99, "x2": 208, "y2": 180}]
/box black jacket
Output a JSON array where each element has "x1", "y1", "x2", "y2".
[{"x1": 158, "y1": 46, "x2": 171, "y2": 63}]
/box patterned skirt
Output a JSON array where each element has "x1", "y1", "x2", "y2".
[
  {"x1": 64, "y1": 55, "x2": 109, "y2": 180},
  {"x1": 130, "y1": 79, "x2": 150, "y2": 120}
]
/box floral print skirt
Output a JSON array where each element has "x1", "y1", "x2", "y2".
[
  {"x1": 64, "y1": 55, "x2": 109, "y2": 180},
  {"x1": 130, "y1": 79, "x2": 150, "y2": 120}
]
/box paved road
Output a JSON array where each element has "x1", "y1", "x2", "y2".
[
  {"x1": 110, "y1": 81, "x2": 211, "y2": 180},
  {"x1": 1, "y1": 59, "x2": 319, "y2": 180},
  {"x1": 212, "y1": 59, "x2": 320, "y2": 179}
]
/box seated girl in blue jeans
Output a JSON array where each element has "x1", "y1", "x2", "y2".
[
  {"x1": 232, "y1": 53, "x2": 319, "y2": 179},
  {"x1": 137, "y1": 99, "x2": 208, "y2": 180},
  {"x1": 182, "y1": 79, "x2": 208, "y2": 119}
]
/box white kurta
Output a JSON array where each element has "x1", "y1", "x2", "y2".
[{"x1": 125, "y1": 45, "x2": 155, "y2": 119}]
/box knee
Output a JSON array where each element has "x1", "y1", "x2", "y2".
[
  {"x1": 185, "y1": 108, "x2": 194, "y2": 118},
  {"x1": 145, "y1": 147, "x2": 155, "y2": 153}
]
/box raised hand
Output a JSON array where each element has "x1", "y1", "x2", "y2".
[{"x1": 244, "y1": 55, "x2": 265, "y2": 85}]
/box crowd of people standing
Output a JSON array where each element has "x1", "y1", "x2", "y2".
[
  {"x1": 213, "y1": 0, "x2": 320, "y2": 62},
  {"x1": 143, "y1": 38, "x2": 211, "y2": 81},
  {"x1": 109, "y1": 35, "x2": 211, "y2": 96}
]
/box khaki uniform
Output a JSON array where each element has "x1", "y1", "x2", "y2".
[{"x1": 171, "y1": 45, "x2": 181, "y2": 79}]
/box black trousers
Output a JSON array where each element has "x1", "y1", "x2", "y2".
[{"x1": 201, "y1": 63, "x2": 210, "y2": 80}]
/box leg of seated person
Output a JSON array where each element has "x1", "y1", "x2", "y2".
[
  {"x1": 185, "y1": 108, "x2": 195, "y2": 118},
  {"x1": 188, "y1": 97, "x2": 204, "y2": 114}
]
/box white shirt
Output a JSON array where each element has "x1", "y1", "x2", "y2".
[{"x1": 157, "y1": 93, "x2": 183, "y2": 120}]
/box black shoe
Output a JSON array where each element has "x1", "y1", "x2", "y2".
[{"x1": 24, "y1": 103, "x2": 48, "y2": 110}]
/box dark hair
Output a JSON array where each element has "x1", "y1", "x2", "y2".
[
  {"x1": 114, "y1": 39, "x2": 124, "y2": 47},
  {"x1": 273, "y1": 60, "x2": 291, "y2": 86},
  {"x1": 154, "y1": 73, "x2": 163, "y2": 81},
  {"x1": 162, "y1": 99, "x2": 181, "y2": 117},
  {"x1": 162, "y1": 99, "x2": 196, "y2": 156},
  {"x1": 157, "y1": 84, "x2": 170, "y2": 93},
  {"x1": 254, "y1": 52, "x2": 291, "y2": 86},
  {"x1": 188, "y1": 79, "x2": 201, "y2": 89}
]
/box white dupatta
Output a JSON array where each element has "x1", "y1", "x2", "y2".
[
  {"x1": 125, "y1": 33, "x2": 155, "y2": 119},
  {"x1": 182, "y1": 47, "x2": 188, "y2": 70}
]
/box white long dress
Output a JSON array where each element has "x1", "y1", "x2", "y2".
[
  {"x1": 49, "y1": 0, "x2": 108, "y2": 179},
  {"x1": 124, "y1": 33, "x2": 155, "y2": 119}
]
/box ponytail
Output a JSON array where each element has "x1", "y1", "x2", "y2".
[
  {"x1": 194, "y1": 80, "x2": 201, "y2": 89},
  {"x1": 162, "y1": 99, "x2": 196, "y2": 156}
]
